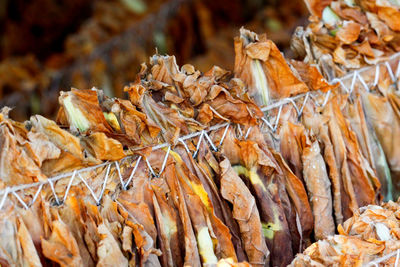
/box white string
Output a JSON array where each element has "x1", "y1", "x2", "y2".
[
  {"x1": 331, "y1": 78, "x2": 350, "y2": 94},
  {"x1": 244, "y1": 126, "x2": 252, "y2": 140},
  {"x1": 77, "y1": 173, "x2": 100, "y2": 204},
  {"x1": 203, "y1": 131, "x2": 217, "y2": 151},
  {"x1": 273, "y1": 105, "x2": 283, "y2": 132},
  {"x1": 158, "y1": 146, "x2": 171, "y2": 177},
  {"x1": 374, "y1": 65, "x2": 380, "y2": 87},
  {"x1": 145, "y1": 158, "x2": 157, "y2": 177},
  {"x1": 115, "y1": 161, "x2": 124, "y2": 188},
  {"x1": 97, "y1": 163, "x2": 111, "y2": 204},
  {"x1": 364, "y1": 249, "x2": 400, "y2": 266},
  {"x1": 357, "y1": 72, "x2": 370, "y2": 92},
  {"x1": 396, "y1": 60, "x2": 400, "y2": 80},
  {"x1": 321, "y1": 90, "x2": 331, "y2": 107},
  {"x1": 395, "y1": 249, "x2": 400, "y2": 267},
  {"x1": 350, "y1": 71, "x2": 358, "y2": 93},
  {"x1": 48, "y1": 180, "x2": 60, "y2": 205},
  {"x1": 178, "y1": 138, "x2": 191, "y2": 154},
  {"x1": 298, "y1": 92, "x2": 310, "y2": 117},
  {"x1": 0, "y1": 187, "x2": 9, "y2": 210},
  {"x1": 219, "y1": 124, "x2": 230, "y2": 148},
  {"x1": 30, "y1": 184, "x2": 43, "y2": 207},
  {"x1": 261, "y1": 117, "x2": 274, "y2": 132},
  {"x1": 63, "y1": 170, "x2": 76, "y2": 203},
  {"x1": 386, "y1": 62, "x2": 396, "y2": 82},
  {"x1": 193, "y1": 130, "x2": 205, "y2": 159},
  {"x1": 285, "y1": 97, "x2": 300, "y2": 116},
  {"x1": 12, "y1": 191, "x2": 29, "y2": 210},
  {"x1": 124, "y1": 156, "x2": 142, "y2": 190}
]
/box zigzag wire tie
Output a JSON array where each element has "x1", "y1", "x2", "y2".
[
  {"x1": 203, "y1": 131, "x2": 217, "y2": 151},
  {"x1": 218, "y1": 124, "x2": 230, "y2": 148},
  {"x1": 298, "y1": 92, "x2": 310, "y2": 118},
  {"x1": 63, "y1": 170, "x2": 77, "y2": 203},
  {"x1": 158, "y1": 146, "x2": 171, "y2": 177},
  {"x1": 179, "y1": 137, "x2": 191, "y2": 154},
  {"x1": 285, "y1": 97, "x2": 300, "y2": 116},
  {"x1": 396, "y1": 60, "x2": 400, "y2": 80},
  {"x1": 365, "y1": 248, "x2": 400, "y2": 267},
  {"x1": 385, "y1": 61, "x2": 396, "y2": 82},
  {"x1": 31, "y1": 184, "x2": 43, "y2": 207},
  {"x1": 244, "y1": 126, "x2": 252, "y2": 140},
  {"x1": 1, "y1": 54, "x2": 400, "y2": 210},
  {"x1": 350, "y1": 71, "x2": 358, "y2": 93},
  {"x1": 146, "y1": 157, "x2": 157, "y2": 177},
  {"x1": 330, "y1": 78, "x2": 350, "y2": 94},
  {"x1": 357, "y1": 72, "x2": 370, "y2": 92},
  {"x1": 374, "y1": 65, "x2": 380, "y2": 87},
  {"x1": 48, "y1": 179, "x2": 60, "y2": 205},
  {"x1": 124, "y1": 156, "x2": 142, "y2": 190},
  {"x1": 321, "y1": 90, "x2": 331, "y2": 108},
  {"x1": 12, "y1": 191, "x2": 29, "y2": 210},
  {"x1": 193, "y1": 130, "x2": 205, "y2": 159},
  {"x1": 395, "y1": 249, "x2": 400, "y2": 267}
]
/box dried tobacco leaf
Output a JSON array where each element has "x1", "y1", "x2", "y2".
[
  {"x1": 234, "y1": 28, "x2": 308, "y2": 105},
  {"x1": 41, "y1": 219, "x2": 83, "y2": 267},
  {"x1": 219, "y1": 157, "x2": 269, "y2": 266}
]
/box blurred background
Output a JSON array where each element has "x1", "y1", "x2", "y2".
[{"x1": 0, "y1": 0, "x2": 308, "y2": 120}]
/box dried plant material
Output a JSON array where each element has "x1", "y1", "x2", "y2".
[
  {"x1": 290, "y1": 60, "x2": 338, "y2": 92},
  {"x1": 227, "y1": 139, "x2": 293, "y2": 266},
  {"x1": 219, "y1": 158, "x2": 269, "y2": 266},
  {"x1": 151, "y1": 178, "x2": 184, "y2": 267},
  {"x1": 302, "y1": 137, "x2": 335, "y2": 239},
  {"x1": 336, "y1": 21, "x2": 361, "y2": 44},
  {"x1": 295, "y1": 0, "x2": 400, "y2": 78},
  {"x1": 97, "y1": 223, "x2": 128, "y2": 267},
  {"x1": 16, "y1": 217, "x2": 42, "y2": 267},
  {"x1": 272, "y1": 152, "x2": 314, "y2": 251},
  {"x1": 291, "y1": 199, "x2": 400, "y2": 266},
  {"x1": 0, "y1": 114, "x2": 47, "y2": 185},
  {"x1": 58, "y1": 89, "x2": 112, "y2": 134},
  {"x1": 162, "y1": 159, "x2": 202, "y2": 266},
  {"x1": 82, "y1": 132, "x2": 125, "y2": 161},
  {"x1": 41, "y1": 220, "x2": 83, "y2": 267},
  {"x1": 361, "y1": 91, "x2": 400, "y2": 198},
  {"x1": 280, "y1": 120, "x2": 335, "y2": 240},
  {"x1": 172, "y1": 147, "x2": 237, "y2": 261},
  {"x1": 234, "y1": 28, "x2": 308, "y2": 105},
  {"x1": 0, "y1": 210, "x2": 24, "y2": 266},
  {"x1": 302, "y1": 100, "x2": 344, "y2": 226},
  {"x1": 344, "y1": 96, "x2": 393, "y2": 201}
]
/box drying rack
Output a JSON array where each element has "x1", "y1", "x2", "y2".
[
  {"x1": 1, "y1": 52, "x2": 400, "y2": 265},
  {"x1": 1, "y1": 51, "x2": 400, "y2": 210}
]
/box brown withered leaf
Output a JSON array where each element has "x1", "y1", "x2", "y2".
[
  {"x1": 0, "y1": 117, "x2": 46, "y2": 185},
  {"x1": 290, "y1": 60, "x2": 338, "y2": 92},
  {"x1": 82, "y1": 132, "x2": 125, "y2": 161},
  {"x1": 219, "y1": 157, "x2": 269, "y2": 266},
  {"x1": 302, "y1": 0, "x2": 333, "y2": 17},
  {"x1": 162, "y1": 158, "x2": 202, "y2": 266},
  {"x1": 58, "y1": 89, "x2": 113, "y2": 134},
  {"x1": 171, "y1": 148, "x2": 237, "y2": 262},
  {"x1": 336, "y1": 21, "x2": 361, "y2": 45},
  {"x1": 361, "y1": 90, "x2": 400, "y2": 198},
  {"x1": 41, "y1": 219, "x2": 83, "y2": 267},
  {"x1": 96, "y1": 223, "x2": 128, "y2": 267},
  {"x1": 234, "y1": 28, "x2": 308, "y2": 104},
  {"x1": 151, "y1": 178, "x2": 184, "y2": 267},
  {"x1": 16, "y1": 217, "x2": 42, "y2": 267}
]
